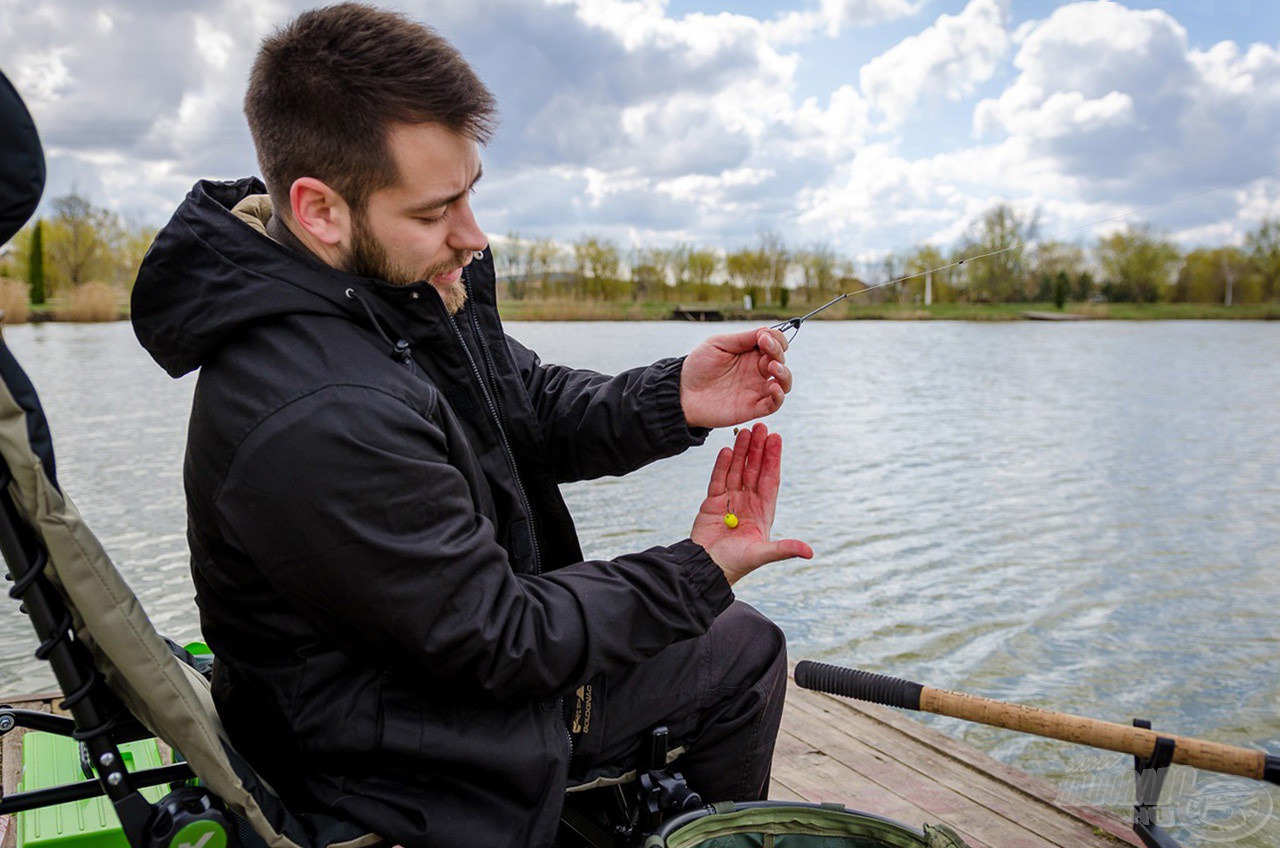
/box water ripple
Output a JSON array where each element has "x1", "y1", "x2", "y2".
[{"x1": 2, "y1": 320, "x2": 1279, "y2": 845}]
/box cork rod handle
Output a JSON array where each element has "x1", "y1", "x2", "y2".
[{"x1": 794, "y1": 661, "x2": 1278, "y2": 784}]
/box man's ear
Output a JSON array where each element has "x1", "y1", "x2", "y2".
[{"x1": 289, "y1": 177, "x2": 350, "y2": 247}]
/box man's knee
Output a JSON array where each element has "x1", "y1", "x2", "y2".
[{"x1": 709, "y1": 601, "x2": 787, "y2": 693}]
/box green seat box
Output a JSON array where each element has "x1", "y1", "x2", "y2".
[{"x1": 16, "y1": 731, "x2": 167, "y2": 848}]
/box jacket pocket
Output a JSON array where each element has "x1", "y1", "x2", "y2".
[
  {"x1": 376, "y1": 673, "x2": 426, "y2": 757},
  {"x1": 287, "y1": 653, "x2": 380, "y2": 754}
]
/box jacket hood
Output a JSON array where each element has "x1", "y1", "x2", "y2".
[
  {"x1": 132, "y1": 177, "x2": 378, "y2": 378},
  {"x1": 0, "y1": 70, "x2": 45, "y2": 247}
]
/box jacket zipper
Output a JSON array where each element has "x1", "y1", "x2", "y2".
[
  {"x1": 449, "y1": 268, "x2": 543, "y2": 575},
  {"x1": 454, "y1": 268, "x2": 571, "y2": 771}
]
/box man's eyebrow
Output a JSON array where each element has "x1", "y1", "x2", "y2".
[{"x1": 407, "y1": 165, "x2": 483, "y2": 214}]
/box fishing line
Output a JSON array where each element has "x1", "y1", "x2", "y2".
[{"x1": 771, "y1": 166, "x2": 1280, "y2": 342}]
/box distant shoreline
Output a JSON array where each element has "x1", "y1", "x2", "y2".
[
  {"x1": 495, "y1": 300, "x2": 1280, "y2": 322},
  {"x1": 3, "y1": 301, "x2": 1277, "y2": 326}
]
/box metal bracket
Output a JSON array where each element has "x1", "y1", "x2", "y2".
[
  {"x1": 1132, "y1": 718, "x2": 1183, "y2": 848},
  {"x1": 0, "y1": 706, "x2": 76, "y2": 737},
  {"x1": 636, "y1": 726, "x2": 701, "y2": 837}
]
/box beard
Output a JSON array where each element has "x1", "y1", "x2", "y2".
[{"x1": 346, "y1": 217, "x2": 470, "y2": 315}]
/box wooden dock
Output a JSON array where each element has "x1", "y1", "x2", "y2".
[
  {"x1": 773, "y1": 679, "x2": 1138, "y2": 846},
  {"x1": 0, "y1": 685, "x2": 1138, "y2": 847},
  {"x1": 1021, "y1": 311, "x2": 1093, "y2": 321},
  {"x1": 670, "y1": 306, "x2": 726, "y2": 321}
]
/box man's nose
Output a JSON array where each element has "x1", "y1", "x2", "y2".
[{"x1": 448, "y1": 202, "x2": 487, "y2": 255}]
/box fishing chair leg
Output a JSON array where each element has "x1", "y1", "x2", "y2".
[{"x1": 558, "y1": 726, "x2": 705, "y2": 847}]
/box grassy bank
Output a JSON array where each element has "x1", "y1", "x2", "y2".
[{"x1": 498, "y1": 299, "x2": 1280, "y2": 322}]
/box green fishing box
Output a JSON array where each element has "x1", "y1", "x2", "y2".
[{"x1": 16, "y1": 732, "x2": 167, "y2": 848}]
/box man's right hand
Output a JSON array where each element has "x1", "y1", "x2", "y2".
[{"x1": 691, "y1": 423, "x2": 813, "y2": 585}]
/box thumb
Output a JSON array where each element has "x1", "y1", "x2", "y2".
[
  {"x1": 746, "y1": 538, "x2": 814, "y2": 570},
  {"x1": 711, "y1": 327, "x2": 770, "y2": 354}
]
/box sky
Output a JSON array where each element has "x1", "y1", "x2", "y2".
[{"x1": 3, "y1": 0, "x2": 1279, "y2": 263}]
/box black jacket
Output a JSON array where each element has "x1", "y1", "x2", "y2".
[{"x1": 131, "y1": 178, "x2": 734, "y2": 848}]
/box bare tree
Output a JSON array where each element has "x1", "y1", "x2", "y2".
[
  {"x1": 1096, "y1": 224, "x2": 1181, "y2": 303},
  {"x1": 796, "y1": 242, "x2": 836, "y2": 304},
  {"x1": 46, "y1": 191, "x2": 124, "y2": 292},
  {"x1": 959, "y1": 203, "x2": 1039, "y2": 302},
  {"x1": 1245, "y1": 217, "x2": 1280, "y2": 302}
]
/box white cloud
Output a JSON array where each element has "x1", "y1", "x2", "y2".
[
  {"x1": 821, "y1": 0, "x2": 923, "y2": 30},
  {"x1": 3, "y1": 0, "x2": 1276, "y2": 258},
  {"x1": 859, "y1": 0, "x2": 1010, "y2": 127},
  {"x1": 1237, "y1": 179, "x2": 1280, "y2": 224},
  {"x1": 770, "y1": 0, "x2": 923, "y2": 42},
  {"x1": 959, "y1": 0, "x2": 1280, "y2": 249},
  {"x1": 1171, "y1": 219, "x2": 1239, "y2": 248},
  {"x1": 975, "y1": 89, "x2": 1134, "y2": 140},
  {"x1": 975, "y1": 1, "x2": 1280, "y2": 191}
]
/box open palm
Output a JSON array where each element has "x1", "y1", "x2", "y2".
[{"x1": 691, "y1": 423, "x2": 813, "y2": 585}]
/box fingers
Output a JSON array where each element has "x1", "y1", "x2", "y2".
[
  {"x1": 741, "y1": 423, "x2": 768, "y2": 491},
  {"x1": 771, "y1": 360, "x2": 793, "y2": 393},
  {"x1": 724, "y1": 425, "x2": 753, "y2": 492},
  {"x1": 753, "y1": 381, "x2": 786, "y2": 419},
  {"x1": 754, "y1": 328, "x2": 787, "y2": 372},
  {"x1": 756, "y1": 431, "x2": 783, "y2": 505},
  {"x1": 755, "y1": 356, "x2": 792, "y2": 398},
  {"x1": 752, "y1": 329, "x2": 792, "y2": 414},
  {"x1": 716, "y1": 327, "x2": 787, "y2": 360},
  {"x1": 757, "y1": 328, "x2": 788, "y2": 357},
  {"x1": 706, "y1": 446, "x2": 732, "y2": 497}
]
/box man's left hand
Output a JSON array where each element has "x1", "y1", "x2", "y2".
[{"x1": 681, "y1": 327, "x2": 792, "y2": 430}]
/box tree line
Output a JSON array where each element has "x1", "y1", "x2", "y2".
[
  {"x1": 0, "y1": 192, "x2": 155, "y2": 304},
  {"x1": 500, "y1": 205, "x2": 1280, "y2": 309},
  {"x1": 2, "y1": 192, "x2": 1278, "y2": 311}
]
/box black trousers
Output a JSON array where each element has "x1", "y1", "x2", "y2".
[{"x1": 564, "y1": 601, "x2": 787, "y2": 803}]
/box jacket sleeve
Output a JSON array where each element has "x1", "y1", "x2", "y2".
[
  {"x1": 505, "y1": 337, "x2": 710, "y2": 483},
  {"x1": 215, "y1": 384, "x2": 733, "y2": 701}
]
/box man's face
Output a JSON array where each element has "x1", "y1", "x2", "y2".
[{"x1": 346, "y1": 122, "x2": 487, "y2": 314}]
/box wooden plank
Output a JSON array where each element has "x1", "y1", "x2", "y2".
[
  {"x1": 766, "y1": 774, "x2": 806, "y2": 803},
  {"x1": 800, "y1": 688, "x2": 1138, "y2": 844},
  {"x1": 786, "y1": 688, "x2": 1135, "y2": 844},
  {"x1": 0, "y1": 693, "x2": 61, "y2": 707},
  {"x1": 782, "y1": 690, "x2": 1133, "y2": 847},
  {"x1": 789, "y1": 687, "x2": 1138, "y2": 844},
  {"x1": 770, "y1": 726, "x2": 991, "y2": 848},
  {"x1": 781, "y1": 700, "x2": 1072, "y2": 848}
]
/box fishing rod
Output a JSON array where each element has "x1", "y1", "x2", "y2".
[
  {"x1": 770, "y1": 167, "x2": 1280, "y2": 342},
  {"x1": 794, "y1": 660, "x2": 1280, "y2": 785}
]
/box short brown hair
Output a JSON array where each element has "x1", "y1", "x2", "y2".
[{"x1": 245, "y1": 3, "x2": 497, "y2": 214}]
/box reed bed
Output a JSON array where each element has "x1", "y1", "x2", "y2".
[
  {"x1": 0, "y1": 278, "x2": 31, "y2": 325},
  {"x1": 57, "y1": 281, "x2": 122, "y2": 322}
]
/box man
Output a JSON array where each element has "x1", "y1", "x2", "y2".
[{"x1": 131, "y1": 5, "x2": 811, "y2": 847}]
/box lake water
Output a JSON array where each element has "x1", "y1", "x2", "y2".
[{"x1": 1, "y1": 319, "x2": 1277, "y2": 846}]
